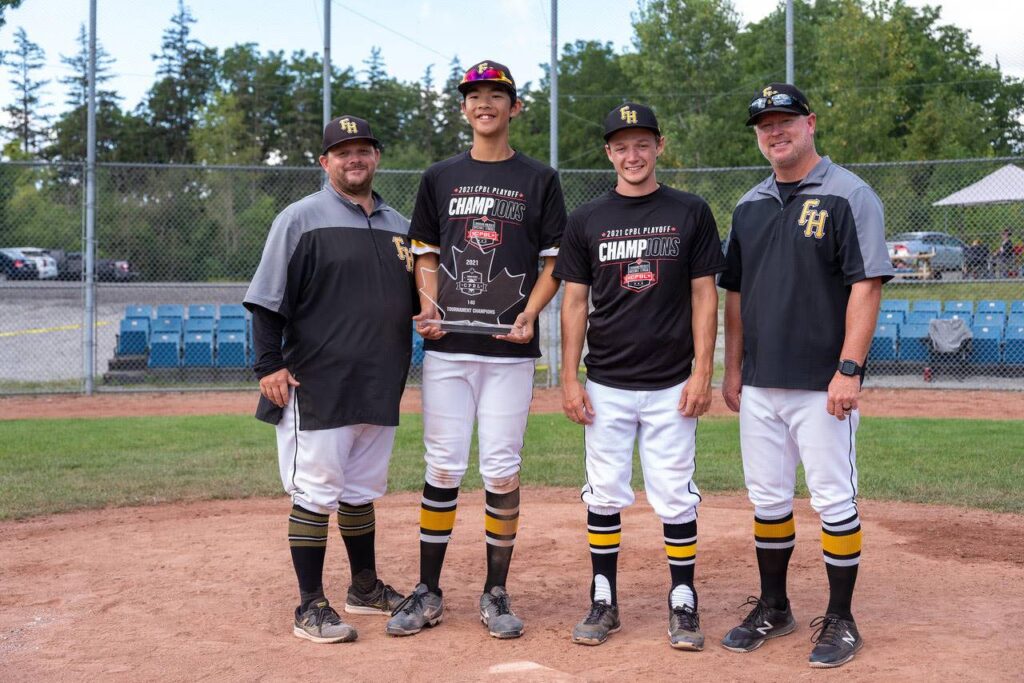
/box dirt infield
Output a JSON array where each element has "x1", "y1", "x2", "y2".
[
  {"x1": 1, "y1": 489, "x2": 1021, "y2": 681},
  {"x1": 4, "y1": 386, "x2": 1024, "y2": 420}
]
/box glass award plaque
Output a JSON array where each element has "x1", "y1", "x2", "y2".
[{"x1": 420, "y1": 243, "x2": 526, "y2": 335}]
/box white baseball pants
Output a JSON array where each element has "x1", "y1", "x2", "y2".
[
  {"x1": 739, "y1": 386, "x2": 859, "y2": 523},
  {"x1": 581, "y1": 378, "x2": 701, "y2": 524},
  {"x1": 421, "y1": 353, "x2": 535, "y2": 490},
  {"x1": 276, "y1": 390, "x2": 395, "y2": 514}
]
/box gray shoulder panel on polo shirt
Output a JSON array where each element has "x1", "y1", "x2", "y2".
[
  {"x1": 810, "y1": 159, "x2": 895, "y2": 281},
  {"x1": 244, "y1": 188, "x2": 410, "y2": 314}
]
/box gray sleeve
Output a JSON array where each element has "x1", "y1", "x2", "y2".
[
  {"x1": 846, "y1": 186, "x2": 895, "y2": 284},
  {"x1": 243, "y1": 207, "x2": 303, "y2": 316}
]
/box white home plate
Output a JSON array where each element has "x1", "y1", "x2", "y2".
[{"x1": 488, "y1": 661, "x2": 578, "y2": 681}]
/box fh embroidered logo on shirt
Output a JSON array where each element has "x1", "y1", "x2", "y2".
[{"x1": 798, "y1": 199, "x2": 828, "y2": 239}]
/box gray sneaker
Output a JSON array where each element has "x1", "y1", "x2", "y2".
[
  {"x1": 572, "y1": 600, "x2": 621, "y2": 646},
  {"x1": 668, "y1": 603, "x2": 705, "y2": 651},
  {"x1": 345, "y1": 579, "x2": 405, "y2": 615},
  {"x1": 479, "y1": 586, "x2": 524, "y2": 638},
  {"x1": 293, "y1": 599, "x2": 357, "y2": 643},
  {"x1": 385, "y1": 583, "x2": 444, "y2": 636}
]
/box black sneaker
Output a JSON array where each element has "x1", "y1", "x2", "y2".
[
  {"x1": 668, "y1": 603, "x2": 704, "y2": 651},
  {"x1": 293, "y1": 599, "x2": 357, "y2": 643},
  {"x1": 809, "y1": 614, "x2": 863, "y2": 668},
  {"x1": 571, "y1": 600, "x2": 621, "y2": 646},
  {"x1": 345, "y1": 579, "x2": 405, "y2": 615},
  {"x1": 721, "y1": 596, "x2": 796, "y2": 653}
]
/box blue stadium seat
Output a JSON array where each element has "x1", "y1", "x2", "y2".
[
  {"x1": 976, "y1": 300, "x2": 1006, "y2": 316},
  {"x1": 184, "y1": 332, "x2": 214, "y2": 367},
  {"x1": 880, "y1": 299, "x2": 910, "y2": 314},
  {"x1": 156, "y1": 304, "x2": 184, "y2": 320},
  {"x1": 898, "y1": 324, "x2": 931, "y2": 362},
  {"x1": 188, "y1": 304, "x2": 217, "y2": 319},
  {"x1": 185, "y1": 317, "x2": 215, "y2": 334},
  {"x1": 911, "y1": 300, "x2": 941, "y2": 314},
  {"x1": 878, "y1": 310, "x2": 905, "y2": 325},
  {"x1": 1011, "y1": 300, "x2": 1024, "y2": 315},
  {"x1": 148, "y1": 333, "x2": 181, "y2": 368},
  {"x1": 118, "y1": 318, "x2": 149, "y2": 355},
  {"x1": 975, "y1": 313, "x2": 1005, "y2": 330},
  {"x1": 412, "y1": 328, "x2": 425, "y2": 369},
  {"x1": 152, "y1": 317, "x2": 183, "y2": 336},
  {"x1": 216, "y1": 332, "x2": 248, "y2": 367},
  {"x1": 1008, "y1": 313, "x2": 1024, "y2": 327},
  {"x1": 970, "y1": 325, "x2": 1002, "y2": 365},
  {"x1": 907, "y1": 310, "x2": 937, "y2": 326},
  {"x1": 943, "y1": 300, "x2": 973, "y2": 314},
  {"x1": 125, "y1": 304, "x2": 153, "y2": 320},
  {"x1": 217, "y1": 317, "x2": 247, "y2": 334},
  {"x1": 219, "y1": 304, "x2": 247, "y2": 319},
  {"x1": 940, "y1": 311, "x2": 973, "y2": 327},
  {"x1": 869, "y1": 323, "x2": 898, "y2": 362},
  {"x1": 1004, "y1": 325, "x2": 1024, "y2": 366}
]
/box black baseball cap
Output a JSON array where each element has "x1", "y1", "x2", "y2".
[
  {"x1": 458, "y1": 60, "x2": 517, "y2": 101},
  {"x1": 746, "y1": 83, "x2": 812, "y2": 126},
  {"x1": 603, "y1": 102, "x2": 661, "y2": 142},
  {"x1": 321, "y1": 115, "x2": 380, "y2": 154}
]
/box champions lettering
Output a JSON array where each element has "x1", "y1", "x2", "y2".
[
  {"x1": 599, "y1": 236, "x2": 679, "y2": 262},
  {"x1": 449, "y1": 196, "x2": 526, "y2": 222}
]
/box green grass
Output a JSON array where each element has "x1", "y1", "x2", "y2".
[
  {"x1": 0, "y1": 414, "x2": 1021, "y2": 520},
  {"x1": 883, "y1": 280, "x2": 1023, "y2": 302}
]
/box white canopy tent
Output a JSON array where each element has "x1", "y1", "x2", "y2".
[{"x1": 932, "y1": 164, "x2": 1024, "y2": 207}]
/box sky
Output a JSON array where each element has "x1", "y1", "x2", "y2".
[{"x1": 0, "y1": 0, "x2": 1022, "y2": 117}]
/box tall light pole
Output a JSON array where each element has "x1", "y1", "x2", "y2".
[
  {"x1": 786, "y1": 0, "x2": 794, "y2": 84},
  {"x1": 83, "y1": 0, "x2": 97, "y2": 394},
  {"x1": 322, "y1": 0, "x2": 331, "y2": 187},
  {"x1": 548, "y1": 0, "x2": 559, "y2": 387}
]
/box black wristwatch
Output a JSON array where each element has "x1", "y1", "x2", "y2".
[{"x1": 837, "y1": 359, "x2": 865, "y2": 378}]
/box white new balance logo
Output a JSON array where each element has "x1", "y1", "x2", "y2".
[
  {"x1": 842, "y1": 631, "x2": 856, "y2": 646},
  {"x1": 756, "y1": 621, "x2": 772, "y2": 636}
]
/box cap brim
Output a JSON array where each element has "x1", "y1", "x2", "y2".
[
  {"x1": 746, "y1": 105, "x2": 808, "y2": 126},
  {"x1": 319, "y1": 135, "x2": 380, "y2": 154},
  {"x1": 457, "y1": 81, "x2": 517, "y2": 99},
  {"x1": 603, "y1": 125, "x2": 661, "y2": 142}
]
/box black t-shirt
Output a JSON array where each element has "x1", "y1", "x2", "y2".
[
  {"x1": 408, "y1": 151, "x2": 566, "y2": 358},
  {"x1": 777, "y1": 180, "x2": 801, "y2": 204},
  {"x1": 553, "y1": 185, "x2": 727, "y2": 390}
]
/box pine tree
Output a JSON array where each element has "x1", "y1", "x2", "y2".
[{"x1": 2, "y1": 27, "x2": 50, "y2": 155}]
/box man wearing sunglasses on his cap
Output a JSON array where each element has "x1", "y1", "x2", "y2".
[
  {"x1": 386, "y1": 60, "x2": 566, "y2": 640},
  {"x1": 245, "y1": 115, "x2": 418, "y2": 644},
  {"x1": 718, "y1": 84, "x2": 893, "y2": 668}
]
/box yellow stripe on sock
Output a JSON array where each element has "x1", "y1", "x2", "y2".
[
  {"x1": 588, "y1": 532, "x2": 621, "y2": 547},
  {"x1": 821, "y1": 529, "x2": 862, "y2": 557},
  {"x1": 755, "y1": 519, "x2": 796, "y2": 538},
  {"x1": 485, "y1": 515, "x2": 519, "y2": 537},
  {"x1": 420, "y1": 508, "x2": 457, "y2": 532},
  {"x1": 665, "y1": 543, "x2": 696, "y2": 559}
]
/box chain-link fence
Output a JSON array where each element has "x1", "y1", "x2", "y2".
[{"x1": 2, "y1": 157, "x2": 1023, "y2": 394}]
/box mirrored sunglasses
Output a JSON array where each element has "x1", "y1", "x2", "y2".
[
  {"x1": 748, "y1": 93, "x2": 809, "y2": 117},
  {"x1": 461, "y1": 67, "x2": 514, "y2": 86}
]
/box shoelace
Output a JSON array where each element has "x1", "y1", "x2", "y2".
[
  {"x1": 671, "y1": 605, "x2": 699, "y2": 630},
  {"x1": 738, "y1": 596, "x2": 770, "y2": 629},
  {"x1": 390, "y1": 589, "x2": 426, "y2": 617},
  {"x1": 489, "y1": 593, "x2": 511, "y2": 616},
  {"x1": 313, "y1": 604, "x2": 342, "y2": 626},
  {"x1": 584, "y1": 601, "x2": 613, "y2": 625},
  {"x1": 809, "y1": 615, "x2": 844, "y2": 645}
]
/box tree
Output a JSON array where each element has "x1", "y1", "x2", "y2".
[
  {"x1": 0, "y1": 0, "x2": 23, "y2": 30},
  {"x1": 2, "y1": 27, "x2": 49, "y2": 155},
  {"x1": 141, "y1": 0, "x2": 218, "y2": 162},
  {"x1": 59, "y1": 23, "x2": 119, "y2": 109},
  {"x1": 218, "y1": 44, "x2": 293, "y2": 163}
]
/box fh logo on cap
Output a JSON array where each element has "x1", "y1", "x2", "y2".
[
  {"x1": 477, "y1": 62, "x2": 490, "y2": 74},
  {"x1": 798, "y1": 199, "x2": 828, "y2": 239},
  {"x1": 339, "y1": 118, "x2": 359, "y2": 134},
  {"x1": 619, "y1": 105, "x2": 638, "y2": 125},
  {"x1": 762, "y1": 86, "x2": 777, "y2": 98}
]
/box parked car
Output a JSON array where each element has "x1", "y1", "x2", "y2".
[
  {"x1": 48, "y1": 250, "x2": 139, "y2": 282},
  {"x1": 0, "y1": 249, "x2": 41, "y2": 280},
  {"x1": 886, "y1": 231, "x2": 966, "y2": 276},
  {"x1": 3, "y1": 247, "x2": 58, "y2": 279}
]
